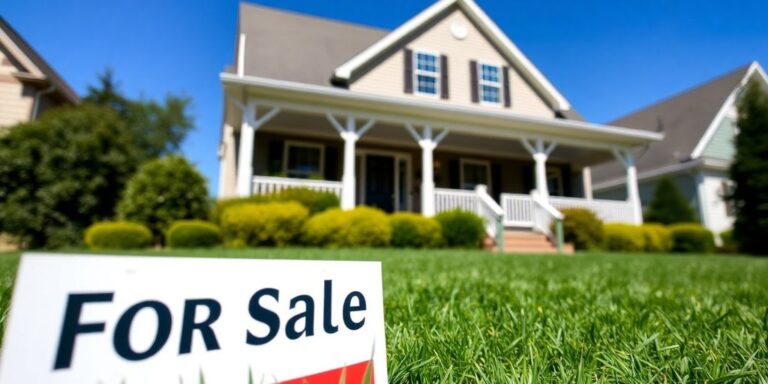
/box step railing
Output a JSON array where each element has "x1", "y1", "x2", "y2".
[
  {"x1": 530, "y1": 191, "x2": 565, "y2": 253},
  {"x1": 548, "y1": 195, "x2": 638, "y2": 224},
  {"x1": 252, "y1": 175, "x2": 343, "y2": 197},
  {"x1": 434, "y1": 186, "x2": 504, "y2": 251}
]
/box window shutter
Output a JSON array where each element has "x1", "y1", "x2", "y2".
[
  {"x1": 440, "y1": 55, "x2": 449, "y2": 99},
  {"x1": 448, "y1": 159, "x2": 460, "y2": 189},
  {"x1": 502, "y1": 66, "x2": 511, "y2": 108},
  {"x1": 469, "y1": 60, "x2": 479, "y2": 103},
  {"x1": 404, "y1": 49, "x2": 414, "y2": 94}
]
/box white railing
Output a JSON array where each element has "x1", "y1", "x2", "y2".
[
  {"x1": 501, "y1": 194, "x2": 535, "y2": 227},
  {"x1": 435, "y1": 188, "x2": 480, "y2": 215},
  {"x1": 549, "y1": 196, "x2": 637, "y2": 224},
  {"x1": 252, "y1": 175, "x2": 343, "y2": 197},
  {"x1": 434, "y1": 186, "x2": 504, "y2": 249},
  {"x1": 531, "y1": 191, "x2": 565, "y2": 252}
]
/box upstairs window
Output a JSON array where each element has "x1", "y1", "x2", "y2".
[
  {"x1": 478, "y1": 63, "x2": 501, "y2": 104},
  {"x1": 414, "y1": 51, "x2": 440, "y2": 96}
]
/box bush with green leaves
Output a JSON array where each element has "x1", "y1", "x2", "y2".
[
  {"x1": 210, "y1": 195, "x2": 270, "y2": 225},
  {"x1": 641, "y1": 224, "x2": 674, "y2": 252},
  {"x1": 166, "y1": 220, "x2": 222, "y2": 248},
  {"x1": 390, "y1": 212, "x2": 442, "y2": 248},
  {"x1": 719, "y1": 230, "x2": 738, "y2": 254},
  {"x1": 558, "y1": 208, "x2": 604, "y2": 250},
  {"x1": 603, "y1": 223, "x2": 645, "y2": 252},
  {"x1": 303, "y1": 207, "x2": 391, "y2": 248},
  {"x1": 435, "y1": 210, "x2": 485, "y2": 249},
  {"x1": 117, "y1": 155, "x2": 208, "y2": 241},
  {"x1": 84, "y1": 221, "x2": 152, "y2": 250},
  {"x1": 271, "y1": 188, "x2": 339, "y2": 215},
  {"x1": 221, "y1": 202, "x2": 309, "y2": 247},
  {"x1": 669, "y1": 223, "x2": 715, "y2": 253},
  {"x1": 644, "y1": 177, "x2": 696, "y2": 225}
]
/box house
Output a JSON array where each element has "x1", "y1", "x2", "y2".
[
  {"x1": 217, "y1": 0, "x2": 663, "y2": 252},
  {"x1": 591, "y1": 62, "x2": 768, "y2": 240},
  {"x1": 0, "y1": 17, "x2": 79, "y2": 131}
]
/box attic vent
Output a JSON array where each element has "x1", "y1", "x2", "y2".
[{"x1": 450, "y1": 21, "x2": 468, "y2": 40}]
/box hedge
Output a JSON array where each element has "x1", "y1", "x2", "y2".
[
  {"x1": 435, "y1": 210, "x2": 485, "y2": 249},
  {"x1": 669, "y1": 224, "x2": 715, "y2": 253},
  {"x1": 390, "y1": 212, "x2": 442, "y2": 248},
  {"x1": 166, "y1": 220, "x2": 222, "y2": 248},
  {"x1": 220, "y1": 202, "x2": 309, "y2": 247},
  {"x1": 303, "y1": 207, "x2": 391, "y2": 247},
  {"x1": 641, "y1": 224, "x2": 673, "y2": 252},
  {"x1": 211, "y1": 188, "x2": 339, "y2": 224},
  {"x1": 84, "y1": 221, "x2": 152, "y2": 250},
  {"x1": 559, "y1": 208, "x2": 604, "y2": 250},
  {"x1": 603, "y1": 223, "x2": 645, "y2": 252}
]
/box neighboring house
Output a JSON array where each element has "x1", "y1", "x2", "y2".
[
  {"x1": 591, "y1": 62, "x2": 768, "y2": 239},
  {"x1": 0, "y1": 16, "x2": 79, "y2": 131},
  {"x1": 217, "y1": 0, "x2": 662, "y2": 252}
]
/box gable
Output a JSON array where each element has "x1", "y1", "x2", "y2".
[
  {"x1": 348, "y1": 7, "x2": 555, "y2": 118},
  {"x1": 702, "y1": 115, "x2": 737, "y2": 160}
]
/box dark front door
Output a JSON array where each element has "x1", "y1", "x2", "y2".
[{"x1": 365, "y1": 154, "x2": 395, "y2": 212}]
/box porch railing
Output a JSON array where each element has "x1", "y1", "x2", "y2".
[
  {"x1": 434, "y1": 186, "x2": 504, "y2": 251},
  {"x1": 501, "y1": 194, "x2": 638, "y2": 226},
  {"x1": 530, "y1": 191, "x2": 565, "y2": 253},
  {"x1": 252, "y1": 175, "x2": 343, "y2": 197}
]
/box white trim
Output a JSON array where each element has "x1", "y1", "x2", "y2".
[
  {"x1": 237, "y1": 33, "x2": 246, "y2": 77},
  {"x1": 412, "y1": 49, "x2": 441, "y2": 98},
  {"x1": 0, "y1": 28, "x2": 44, "y2": 78},
  {"x1": 459, "y1": 158, "x2": 491, "y2": 192},
  {"x1": 282, "y1": 140, "x2": 325, "y2": 179},
  {"x1": 592, "y1": 157, "x2": 732, "y2": 191},
  {"x1": 476, "y1": 61, "x2": 503, "y2": 106},
  {"x1": 331, "y1": 0, "x2": 572, "y2": 111},
  {"x1": 356, "y1": 148, "x2": 413, "y2": 212}
]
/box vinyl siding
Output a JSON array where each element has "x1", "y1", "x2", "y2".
[
  {"x1": 0, "y1": 49, "x2": 33, "y2": 129},
  {"x1": 349, "y1": 8, "x2": 554, "y2": 119},
  {"x1": 701, "y1": 116, "x2": 737, "y2": 161}
]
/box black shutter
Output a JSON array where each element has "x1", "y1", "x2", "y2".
[
  {"x1": 491, "y1": 163, "x2": 502, "y2": 201},
  {"x1": 267, "y1": 139, "x2": 284, "y2": 175},
  {"x1": 522, "y1": 165, "x2": 534, "y2": 193},
  {"x1": 448, "y1": 159, "x2": 460, "y2": 189},
  {"x1": 404, "y1": 49, "x2": 414, "y2": 94},
  {"x1": 502, "y1": 66, "x2": 511, "y2": 108},
  {"x1": 440, "y1": 55, "x2": 449, "y2": 99},
  {"x1": 470, "y1": 60, "x2": 479, "y2": 103},
  {"x1": 324, "y1": 145, "x2": 339, "y2": 181}
]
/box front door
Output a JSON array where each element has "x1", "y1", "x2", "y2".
[{"x1": 365, "y1": 154, "x2": 395, "y2": 212}]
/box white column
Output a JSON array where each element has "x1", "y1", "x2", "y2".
[
  {"x1": 233, "y1": 100, "x2": 281, "y2": 197},
  {"x1": 582, "y1": 167, "x2": 593, "y2": 200},
  {"x1": 521, "y1": 138, "x2": 557, "y2": 199},
  {"x1": 327, "y1": 114, "x2": 375, "y2": 210},
  {"x1": 405, "y1": 124, "x2": 449, "y2": 217},
  {"x1": 614, "y1": 149, "x2": 642, "y2": 224}
]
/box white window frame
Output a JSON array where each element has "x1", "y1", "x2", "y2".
[
  {"x1": 413, "y1": 49, "x2": 441, "y2": 98},
  {"x1": 477, "y1": 61, "x2": 503, "y2": 106},
  {"x1": 460, "y1": 158, "x2": 491, "y2": 192},
  {"x1": 283, "y1": 140, "x2": 325, "y2": 179}
]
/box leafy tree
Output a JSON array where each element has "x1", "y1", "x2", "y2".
[
  {"x1": 84, "y1": 70, "x2": 193, "y2": 161},
  {"x1": 644, "y1": 177, "x2": 695, "y2": 225},
  {"x1": 730, "y1": 80, "x2": 768, "y2": 255},
  {"x1": 117, "y1": 155, "x2": 209, "y2": 242},
  {"x1": 0, "y1": 106, "x2": 140, "y2": 248}
]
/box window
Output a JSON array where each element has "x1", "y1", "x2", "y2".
[
  {"x1": 460, "y1": 159, "x2": 490, "y2": 191},
  {"x1": 546, "y1": 168, "x2": 563, "y2": 196},
  {"x1": 284, "y1": 141, "x2": 324, "y2": 179},
  {"x1": 721, "y1": 181, "x2": 736, "y2": 217},
  {"x1": 478, "y1": 63, "x2": 502, "y2": 104},
  {"x1": 414, "y1": 51, "x2": 440, "y2": 96}
]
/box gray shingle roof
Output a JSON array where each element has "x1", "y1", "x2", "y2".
[{"x1": 591, "y1": 64, "x2": 750, "y2": 184}]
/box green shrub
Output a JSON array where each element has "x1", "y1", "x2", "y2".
[
  {"x1": 220, "y1": 202, "x2": 309, "y2": 247},
  {"x1": 302, "y1": 206, "x2": 391, "y2": 247},
  {"x1": 390, "y1": 212, "x2": 442, "y2": 248},
  {"x1": 669, "y1": 224, "x2": 715, "y2": 253},
  {"x1": 435, "y1": 210, "x2": 485, "y2": 249},
  {"x1": 272, "y1": 188, "x2": 339, "y2": 215},
  {"x1": 641, "y1": 224, "x2": 673, "y2": 252},
  {"x1": 644, "y1": 177, "x2": 696, "y2": 225},
  {"x1": 719, "y1": 230, "x2": 738, "y2": 254},
  {"x1": 558, "y1": 208, "x2": 604, "y2": 250},
  {"x1": 166, "y1": 220, "x2": 222, "y2": 248},
  {"x1": 603, "y1": 223, "x2": 645, "y2": 252},
  {"x1": 210, "y1": 195, "x2": 269, "y2": 225},
  {"x1": 84, "y1": 221, "x2": 152, "y2": 250}
]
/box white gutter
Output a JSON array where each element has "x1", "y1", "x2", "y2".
[
  {"x1": 592, "y1": 158, "x2": 731, "y2": 191},
  {"x1": 31, "y1": 84, "x2": 56, "y2": 120}
]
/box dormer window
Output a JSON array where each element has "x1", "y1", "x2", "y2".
[
  {"x1": 414, "y1": 51, "x2": 440, "y2": 97},
  {"x1": 478, "y1": 63, "x2": 502, "y2": 104}
]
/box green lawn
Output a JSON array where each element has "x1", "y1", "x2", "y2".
[{"x1": 1, "y1": 249, "x2": 767, "y2": 383}]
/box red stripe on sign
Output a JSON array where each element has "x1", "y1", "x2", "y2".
[{"x1": 279, "y1": 360, "x2": 374, "y2": 384}]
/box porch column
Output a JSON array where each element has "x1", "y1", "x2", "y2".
[
  {"x1": 234, "y1": 99, "x2": 281, "y2": 196},
  {"x1": 613, "y1": 148, "x2": 642, "y2": 224},
  {"x1": 521, "y1": 138, "x2": 557, "y2": 198},
  {"x1": 326, "y1": 114, "x2": 376, "y2": 210},
  {"x1": 405, "y1": 124, "x2": 449, "y2": 217}
]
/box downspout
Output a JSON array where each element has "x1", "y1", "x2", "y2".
[{"x1": 31, "y1": 84, "x2": 56, "y2": 120}]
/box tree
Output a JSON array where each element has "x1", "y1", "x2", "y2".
[
  {"x1": 117, "y1": 155, "x2": 209, "y2": 242},
  {"x1": 730, "y1": 80, "x2": 768, "y2": 255},
  {"x1": 0, "y1": 106, "x2": 140, "y2": 248},
  {"x1": 644, "y1": 177, "x2": 695, "y2": 225}
]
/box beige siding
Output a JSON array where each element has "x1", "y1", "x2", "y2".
[
  {"x1": 350, "y1": 8, "x2": 555, "y2": 119},
  {"x1": 0, "y1": 49, "x2": 33, "y2": 130}
]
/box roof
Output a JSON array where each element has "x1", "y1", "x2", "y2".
[
  {"x1": 0, "y1": 17, "x2": 79, "y2": 104},
  {"x1": 591, "y1": 64, "x2": 752, "y2": 184}
]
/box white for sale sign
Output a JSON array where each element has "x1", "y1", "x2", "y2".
[{"x1": 0, "y1": 253, "x2": 388, "y2": 384}]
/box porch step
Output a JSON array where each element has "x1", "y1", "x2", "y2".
[{"x1": 491, "y1": 230, "x2": 574, "y2": 254}]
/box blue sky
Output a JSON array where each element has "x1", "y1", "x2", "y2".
[{"x1": 2, "y1": 0, "x2": 767, "y2": 195}]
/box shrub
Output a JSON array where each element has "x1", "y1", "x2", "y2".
[
  {"x1": 210, "y1": 195, "x2": 270, "y2": 225},
  {"x1": 390, "y1": 212, "x2": 442, "y2": 248},
  {"x1": 603, "y1": 223, "x2": 645, "y2": 252},
  {"x1": 272, "y1": 188, "x2": 339, "y2": 215},
  {"x1": 641, "y1": 224, "x2": 673, "y2": 252},
  {"x1": 719, "y1": 230, "x2": 738, "y2": 254},
  {"x1": 435, "y1": 210, "x2": 485, "y2": 249},
  {"x1": 166, "y1": 220, "x2": 222, "y2": 248},
  {"x1": 220, "y1": 202, "x2": 309, "y2": 247},
  {"x1": 558, "y1": 208, "x2": 603, "y2": 250},
  {"x1": 669, "y1": 224, "x2": 715, "y2": 253},
  {"x1": 117, "y1": 155, "x2": 209, "y2": 241},
  {"x1": 644, "y1": 177, "x2": 695, "y2": 225},
  {"x1": 84, "y1": 221, "x2": 152, "y2": 250},
  {"x1": 302, "y1": 207, "x2": 391, "y2": 248}
]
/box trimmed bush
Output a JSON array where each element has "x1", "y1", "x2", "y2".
[
  {"x1": 210, "y1": 195, "x2": 269, "y2": 225},
  {"x1": 435, "y1": 210, "x2": 485, "y2": 249},
  {"x1": 559, "y1": 208, "x2": 604, "y2": 250},
  {"x1": 84, "y1": 221, "x2": 152, "y2": 250},
  {"x1": 272, "y1": 188, "x2": 339, "y2": 215},
  {"x1": 603, "y1": 223, "x2": 645, "y2": 252},
  {"x1": 221, "y1": 202, "x2": 309, "y2": 247},
  {"x1": 166, "y1": 220, "x2": 222, "y2": 248},
  {"x1": 641, "y1": 224, "x2": 673, "y2": 252},
  {"x1": 390, "y1": 212, "x2": 442, "y2": 248},
  {"x1": 669, "y1": 224, "x2": 715, "y2": 253},
  {"x1": 719, "y1": 230, "x2": 738, "y2": 254},
  {"x1": 303, "y1": 206, "x2": 391, "y2": 248}
]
